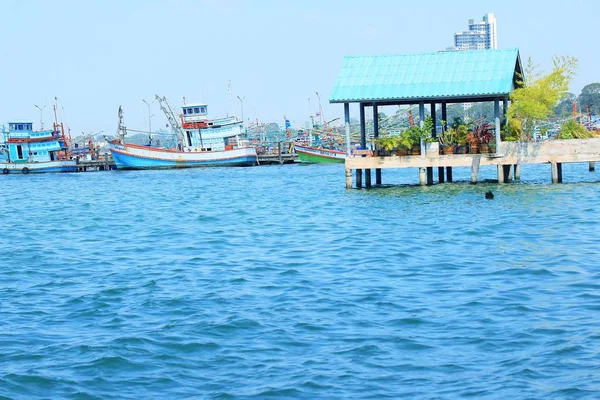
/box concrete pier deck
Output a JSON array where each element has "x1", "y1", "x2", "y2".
[{"x1": 345, "y1": 139, "x2": 600, "y2": 188}]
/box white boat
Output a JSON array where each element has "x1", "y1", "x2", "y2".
[{"x1": 108, "y1": 96, "x2": 257, "y2": 169}]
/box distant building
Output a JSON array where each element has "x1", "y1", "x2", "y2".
[{"x1": 451, "y1": 13, "x2": 497, "y2": 51}]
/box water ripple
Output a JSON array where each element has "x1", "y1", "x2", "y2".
[{"x1": 1, "y1": 164, "x2": 600, "y2": 398}]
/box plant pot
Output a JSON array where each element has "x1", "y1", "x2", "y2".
[
  {"x1": 410, "y1": 146, "x2": 421, "y2": 156},
  {"x1": 442, "y1": 145, "x2": 455, "y2": 155},
  {"x1": 426, "y1": 141, "x2": 439, "y2": 155},
  {"x1": 456, "y1": 145, "x2": 467, "y2": 154},
  {"x1": 479, "y1": 144, "x2": 490, "y2": 153},
  {"x1": 469, "y1": 145, "x2": 479, "y2": 154},
  {"x1": 396, "y1": 148, "x2": 408, "y2": 156}
]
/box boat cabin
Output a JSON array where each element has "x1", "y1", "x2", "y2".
[
  {"x1": 1, "y1": 122, "x2": 66, "y2": 163},
  {"x1": 182, "y1": 103, "x2": 208, "y2": 122}
]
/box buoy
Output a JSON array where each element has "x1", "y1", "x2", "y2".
[{"x1": 485, "y1": 190, "x2": 494, "y2": 200}]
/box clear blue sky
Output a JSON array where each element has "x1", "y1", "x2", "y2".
[{"x1": 1, "y1": 0, "x2": 597, "y2": 135}]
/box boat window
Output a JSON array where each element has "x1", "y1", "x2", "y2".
[
  {"x1": 17, "y1": 145, "x2": 23, "y2": 159},
  {"x1": 194, "y1": 107, "x2": 200, "y2": 113},
  {"x1": 188, "y1": 108, "x2": 193, "y2": 114},
  {"x1": 18, "y1": 124, "x2": 23, "y2": 130},
  {"x1": 183, "y1": 108, "x2": 187, "y2": 115},
  {"x1": 200, "y1": 107, "x2": 206, "y2": 113}
]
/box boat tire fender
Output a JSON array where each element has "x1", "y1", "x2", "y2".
[
  {"x1": 22, "y1": 167, "x2": 30, "y2": 174},
  {"x1": 2, "y1": 168, "x2": 8, "y2": 175}
]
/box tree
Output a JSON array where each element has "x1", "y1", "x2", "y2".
[
  {"x1": 578, "y1": 83, "x2": 600, "y2": 116},
  {"x1": 507, "y1": 55, "x2": 578, "y2": 140},
  {"x1": 553, "y1": 92, "x2": 576, "y2": 117}
]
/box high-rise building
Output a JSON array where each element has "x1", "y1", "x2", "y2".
[{"x1": 452, "y1": 13, "x2": 497, "y2": 51}]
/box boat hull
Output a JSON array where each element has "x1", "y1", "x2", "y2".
[
  {"x1": 294, "y1": 145, "x2": 346, "y2": 163},
  {"x1": 109, "y1": 142, "x2": 258, "y2": 169},
  {"x1": 1, "y1": 160, "x2": 78, "y2": 174}
]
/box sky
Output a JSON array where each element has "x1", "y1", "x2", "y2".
[{"x1": 1, "y1": 0, "x2": 598, "y2": 136}]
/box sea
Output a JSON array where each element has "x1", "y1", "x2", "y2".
[{"x1": 1, "y1": 163, "x2": 599, "y2": 399}]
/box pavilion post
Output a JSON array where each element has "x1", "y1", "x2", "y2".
[
  {"x1": 441, "y1": 102, "x2": 447, "y2": 126},
  {"x1": 373, "y1": 102, "x2": 381, "y2": 185},
  {"x1": 430, "y1": 103, "x2": 437, "y2": 138},
  {"x1": 344, "y1": 103, "x2": 351, "y2": 155},
  {"x1": 494, "y1": 98, "x2": 501, "y2": 153},
  {"x1": 357, "y1": 103, "x2": 366, "y2": 187},
  {"x1": 419, "y1": 101, "x2": 425, "y2": 154},
  {"x1": 360, "y1": 103, "x2": 366, "y2": 151},
  {"x1": 502, "y1": 98, "x2": 508, "y2": 127}
]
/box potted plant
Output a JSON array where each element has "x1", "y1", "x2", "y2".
[
  {"x1": 405, "y1": 116, "x2": 434, "y2": 155},
  {"x1": 452, "y1": 118, "x2": 469, "y2": 154},
  {"x1": 438, "y1": 121, "x2": 457, "y2": 155},
  {"x1": 397, "y1": 130, "x2": 413, "y2": 156},
  {"x1": 375, "y1": 134, "x2": 398, "y2": 156},
  {"x1": 473, "y1": 122, "x2": 493, "y2": 153},
  {"x1": 466, "y1": 131, "x2": 479, "y2": 154}
]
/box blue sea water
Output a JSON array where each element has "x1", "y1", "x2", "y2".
[{"x1": 1, "y1": 163, "x2": 600, "y2": 399}]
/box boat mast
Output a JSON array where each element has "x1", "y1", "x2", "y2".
[
  {"x1": 228, "y1": 80, "x2": 236, "y2": 119},
  {"x1": 116, "y1": 106, "x2": 128, "y2": 141},
  {"x1": 155, "y1": 95, "x2": 186, "y2": 148}
]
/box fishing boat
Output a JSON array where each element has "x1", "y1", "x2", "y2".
[
  {"x1": 1, "y1": 121, "x2": 77, "y2": 174},
  {"x1": 108, "y1": 96, "x2": 257, "y2": 169},
  {"x1": 294, "y1": 144, "x2": 346, "y2": 163}
]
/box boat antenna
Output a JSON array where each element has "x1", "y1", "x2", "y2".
[
  {"x1": 228, "y1": 80, "x2": 236, "y2": 118},
  {"x1": 53, "y1": 97, "x2": 58, "y2": 129}
]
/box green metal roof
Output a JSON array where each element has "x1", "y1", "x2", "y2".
[{"x1": 329, "y1": 48, "x2": 522, "y2": 103}]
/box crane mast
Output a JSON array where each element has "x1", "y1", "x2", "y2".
[{"x1": 155, "y1": 95, "x2": 186, "y2": 147}]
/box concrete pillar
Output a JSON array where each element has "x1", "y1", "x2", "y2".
[
  {"x1": 589, "y1": 161, "x2": 595, "y2": 172},
  {"x1": 502, "y1": 98, "x2": 508, "y2": 127},
  {"x1": 557, "y1": 162, "x2": 563, "y2": 183},
  {"x1": 497, "y1": 164, "x2": 505, "y2": 183},
  {"x1": 503, "y1": 164, "x2": 512, "y2": 182},
  {"x1": 438, "y1": 166, "x2": 445, "y2": 183},
  {"x1": 494, "y1": 98, "x2": 501, "y2": 153},
  {"x1": 419, "y1": 168, "x2": 426, "y2": 186},
  {"x1": 356, "y1": 169, "x2": 363, "y2": 188},
  {"x1": 359, "y1": 103, "x2": 366, "y2": 151},
  {"x1": 426, "y1": 167, "x2": 434, "y2": 185},
  {"x1": 344, "y1": 103, "x2": 351, "y2": 156},
  {"x1": 514, "y1": 164, "x2": 521, "y2": 180},
  {"x1": 551, "y1": 162, "x2": 559, "y2": 184},
  {"x1": 365, "y1": 169, "x2": 372, "y2": 188},
  {"x1": 376, "y1": 169, "x2": 382, "y2": 185},
  {"x1": 471, "y1": 156, "x2": 481, "y2": 184},
  {"x1": 346, "y1": 168, "x2": 352, "y2": 189},
  {"x1": 446, "y1": 166, "x2": 453, "y2": 182}
]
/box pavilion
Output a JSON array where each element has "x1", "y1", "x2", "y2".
[{"x1": 329, "y1": 48, "x2": 524, "y2": 187}]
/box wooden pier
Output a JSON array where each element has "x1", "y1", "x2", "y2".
[
  {"x1": 345, "y1": 139, "x2": 600, "y2": 188},
  {"x1": 76, "y1": 158, "x2": 116, "y2": 172},
  {"x1": 257, "y1": 153, "x2": 298, "y2": 165}
]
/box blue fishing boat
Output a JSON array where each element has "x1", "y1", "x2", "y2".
[
  {"x1": 108, "y1": 96, "x2": 257, "y2": 169},
  {"x1": 1, "y1": 121, "x2": 77, "y2": 174}
]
